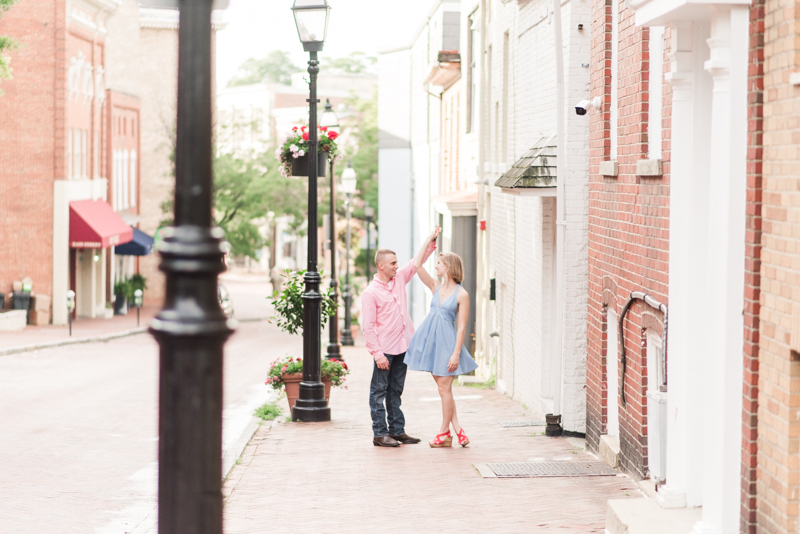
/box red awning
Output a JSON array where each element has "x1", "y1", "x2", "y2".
[{"x1": 69, "y1": 199, "x2": 134, "y2": 249}]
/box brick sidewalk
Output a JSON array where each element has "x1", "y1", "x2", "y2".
[{"x1": 223, "y1": 345, "x2": 637, "y2": 533}]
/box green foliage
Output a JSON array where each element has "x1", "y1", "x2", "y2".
[
  {"x1": 254, "y1": 402, "x2": 283, "y2": 421},
  {"x1": 277, "y1": 126, "x2": 340, "y2": 178},
  {"x1": 130, "y1": 273, "x2": 147, "y2": 292},
  {"x1": 228, "y1": 50, "x2": 301, "y2": 87},
  {"x1": 321, "y1": 359, "x2": 350, "y2": 388},
  {"x1": 323, "y1": 52, "x2": 376, "y2": 75},
  {"x1": 344, "y1": 90, "x2": 379, "y2": 221},
  {"x1": 268, "y1": 270, "x2": 338, "y2": 336},
  {"x1": 113, "y1": 279, "x2": 134, "y2": 300},
  {"x1": 0, "y1": 0, "x2": 19, "y2": 94},
  {"x1": 160, "y1": 148, "x2": 308, "y2": 259}
]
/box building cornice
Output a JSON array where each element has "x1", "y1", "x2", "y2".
[{"x1": 139, "y1": 8, "x2": 228, "y2": 30}]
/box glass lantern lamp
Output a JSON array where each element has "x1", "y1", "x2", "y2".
[
  {"x1": 291, "y1": 0, "x2": 332, "y2": 52},
  {"x1": 341, "y1": 162, "x2": 357, "y2": 196}
]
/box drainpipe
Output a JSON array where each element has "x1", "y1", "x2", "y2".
[{"x1": 549, "y1": 0, "x2": 566, "y2": 434}]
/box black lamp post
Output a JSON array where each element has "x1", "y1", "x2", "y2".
[
  {"x1": 364, "y1": 204, "x2": 374, "y2": 282},
  {"x1": 143, "y1": 0, "x2": 234, "y2": 532},
  {"x1": 321, "y1": 99, "x2": 342, "y2": 361},
  {"x1": 340, "y1": 162, "x2": 356, "y2": 347},
  {"x1": 291, "y1": 0, "x2": 332, "y2": 422}
]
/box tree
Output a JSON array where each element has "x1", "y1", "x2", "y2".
[
  {"x1": 227, "y1": 50, "x2": 301, "y2": 87},
  {"x1": 0, "y1": 0, "x2": 18, "y2": 94},
  {"x1": 323, "y1": 52, "x2": 377, "y2": 75},
  {"x1": 345, "y1": 89, "x2": 378, "y2": 221}
]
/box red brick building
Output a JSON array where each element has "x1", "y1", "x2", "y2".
[{"x1": 586, "y1": 0, "x2": 671, "y2": 481}]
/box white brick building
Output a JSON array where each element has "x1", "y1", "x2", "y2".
[{"x1": 379, "y1": 0, "x2": 591, "y2": 434}]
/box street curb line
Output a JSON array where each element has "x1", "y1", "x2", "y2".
[
  {"x1": 0, "y1": 327, "x2": 149, "y2": 357},
  {"x1": 222, "y1": 415, "x2": 262, "y2": 479}
]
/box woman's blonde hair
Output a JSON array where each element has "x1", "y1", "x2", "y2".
[{"x1": 439, "y1": 252, "x2": 464, "y2": 284}]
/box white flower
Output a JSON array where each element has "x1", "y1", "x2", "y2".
[
  {"x1": 293, "y1": 152, "x2": 300, "y2": 159},
  {"x1": 290, "y1": 144, "x2": 299, "y2": 153},
  {"x1": 279, "y1": 167, "x2": 286, "y2": 176},
  {"x1": 275, "y1": 148, "x2": 282, "y2": 157},
  {"x1": 336, "y1": 154, "x2": 344, "y2": 161},
  {"x1": 298, "y1": 150, "x2": 305, "y2": 157}
]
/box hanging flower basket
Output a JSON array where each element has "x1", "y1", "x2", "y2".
[
  {"x1": 276, "y1": 125, "x2": 342, "y2": 178},
  {"x1": 290, "y1": 153, "x2": 328, "y2": 178}
]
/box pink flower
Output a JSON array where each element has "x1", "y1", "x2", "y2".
[
  {"x1": 302, "y1": 132, "x2": 309, "y2": 141},
  {"x1": 292, "y1": 126, "x2": 299, "y2": 131},
  {"x1": 327, "y1": 130, "x2": 338, "y2": 140}
]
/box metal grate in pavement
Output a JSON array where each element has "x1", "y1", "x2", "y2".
[
  {"x1": 498, "y1": 420, "x2": 546, "y2": 428},
  {"x1": 484, "y1": 461, "x2": 617, "y2": 478}
]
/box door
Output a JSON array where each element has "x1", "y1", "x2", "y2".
[{"x1": 452, "y1": 216, "x2": 477, "y2": 355}]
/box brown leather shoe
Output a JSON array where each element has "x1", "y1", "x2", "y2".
[
  {"x1": 390, "y1": 433, "x2": 421, "y2": 444},
  {"x1": 373, "y1": 436, "x2": 401, "y2": 447}
]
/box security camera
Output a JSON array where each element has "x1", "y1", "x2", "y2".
[{"x1": 575, "y1": 96, "x2": 601, "y2": 116}]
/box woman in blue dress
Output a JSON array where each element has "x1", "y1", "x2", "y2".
[{"x1": 404, "y1": 234, "x2": 478, "y2": 448}]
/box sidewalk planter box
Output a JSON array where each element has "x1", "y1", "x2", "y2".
[
  {"x1": 114, "y1": 295, "x2": 128, "y2": 315},
  {"x1": 290, "y1": 154, "x2": 327, "y2": 178},
  {"x1": 11, "y1": 292, "x2": 32, "y2": 324},
  {"x1": 282, "y1": 373, "x2": 304, "y2": 412},
  {"x1": 0, "y1": 310, "x2": 27, "y2": 331}
]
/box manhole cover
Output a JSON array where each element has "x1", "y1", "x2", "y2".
[
  {"x1": 483, "y1": 461, "x2": 616, "y2": 478},
  {"x1": 498, "y1": 420, "x2": 546, "y2": 428}
]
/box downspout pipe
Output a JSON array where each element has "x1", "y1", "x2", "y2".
[
  {"x1": 618, "y1": 291, "x2": 669, "y2": 406},
  {"x1": 551, "y1": 0, "x2": 566, "y2": 421}
]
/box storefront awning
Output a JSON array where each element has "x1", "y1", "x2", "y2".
[
  {"x1": 69, "y1": 199, "x2": 134, "y2": 249},
  {"x1": 115, "y1": 227, "x2": 155, "y2": 256}
]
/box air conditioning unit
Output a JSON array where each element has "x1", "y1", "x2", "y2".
[{"x1": 647, "y1": 390, "x2": 668, "y2": 483}]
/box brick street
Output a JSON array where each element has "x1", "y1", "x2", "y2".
[{"x1": 223, "y1": 344, "x2": 638, "y2": 534}]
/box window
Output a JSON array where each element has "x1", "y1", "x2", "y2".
[
  {"x1": 648, "y1": 27, "x2": 664, "y2": 160},
  {"x1": 502, "y1": 31, "x2": 509, "y2": 164},
  {"x1": 123, "y1": 149, "x2": 130, "y2": 209},
  {"x1": 610, "y1": 0, "x2": 619, "y2": 160},
  {"x1": 67, "y1": 129, "x2": 73, "y2": 178},
  {"x1": 467, "y1": 16, "x2": 478, "y2": 133},
  {"x1": 130, "y1": 150, "x2": 137, "y2": 208},
  {"x1": 113, "y1": 150, "x2": 119, "y2": 210},
  {"x1": 646, "y1": 331, "x2": 665, "y2": 392}
]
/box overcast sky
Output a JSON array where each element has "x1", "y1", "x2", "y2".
[{"x1": 216, "y1": 0, "x2": 431, "y2": 87}]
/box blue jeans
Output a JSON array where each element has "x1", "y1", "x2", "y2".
[{"x1": 369, "y1": 353, "x2": 407, "y2": 437}]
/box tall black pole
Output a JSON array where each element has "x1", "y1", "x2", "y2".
[
  {"x1": 326, "y1": 158, "x2": 342, "y2": 360},
  {"x1": 149, "y1": 1, "x2": 233, "y2": 533},
  {"x1": 293, "y1": 51, "x2": 331, "y2": 422},
  {"x1": 340, "y1": 195, "x2": 354, "y2": 346}
]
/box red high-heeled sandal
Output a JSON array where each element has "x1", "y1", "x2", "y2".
[
  {"x1": 456, "y1": 427, "x2": 469, "y2": 447},
  {"x1": 429, "y1": 431, "x2": 452, "y2": 448}
]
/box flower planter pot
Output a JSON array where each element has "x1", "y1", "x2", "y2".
[
  {"x1": 322, "y1": 377, "x2": 331, "y2": 402},
  {"x1": 290, "y1": 153, "x2": 327, "y2": 177},
  {"x1": 282, "y1": 373, "x2": 304, "y2": 412},
  {"x1": 350, "y1": 324, "x2": 359, "y2": 340},
  {"x1": 113, "y1": 294, "x2": 128, "y2": 315}
]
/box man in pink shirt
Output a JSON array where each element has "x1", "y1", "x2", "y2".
[{"x1": 362, "y1": 227, "x2": 440, "y2": 447}]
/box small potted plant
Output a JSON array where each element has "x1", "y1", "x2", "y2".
[
  {"x1": 321, "y1": 359, "x2": 350, "y2": 400},
  {"x1": 266, "y1": 356, "x2": 305, "y2": 411},
  {"x1": 113, "y1": 279, "x2": 131, "y2": 315},
  {"x1": 276, "y1": 125, "x2": 342, "y2": 178}
]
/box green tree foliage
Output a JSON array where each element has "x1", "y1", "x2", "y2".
[
  {"x1": 323, "y1": 52, "x2": 376, "y2": 75},
  {"x1": 161, "y1": 149, "x2": 307, "y2": 259},
  {"x1": 346, "y1": 89, "x2": 378, "y2": 221},
  {"x1": 0, "y1": 0, "x2": 19, "y2": 94},
  {"x1": 227, "y1": 50, "x2": 301, "y2": 87}
]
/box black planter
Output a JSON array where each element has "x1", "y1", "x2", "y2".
[
  {"x1": 114, "y1": 294, "x2": 128, "y2": 315},
  {"x1": 291, "y1": 153, "x2": 327, "y2": 177}
]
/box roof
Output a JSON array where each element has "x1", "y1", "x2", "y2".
[{"x1": 494, "y1": 135, "x2": 557, "y2": 190}]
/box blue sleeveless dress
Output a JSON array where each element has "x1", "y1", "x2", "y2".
[{"x1": 404, "y1": 284, "x2": 479, "y2": 376}]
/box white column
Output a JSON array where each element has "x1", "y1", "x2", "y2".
[
  {"x1": 130, "y1": 150, "x2": 137, "y2": 207},
  {"x1": 659, "y1": 20, "x2": 713, "y2": 509},
  {"x1": 691, "y1": 6, "x2": 748, "y2": 533},
  {"x1": 52, "y1": 182, "x2": 70, "y2": 326}
]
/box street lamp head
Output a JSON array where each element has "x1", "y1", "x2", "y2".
[
  {"x1": 320, "y1": 98, "x2": 340, "y2": 129},
  {"x1": 340, "y1": 161, "x2": 357, "y2": 195},
  {"x1": 364, "y1": 205, "x2": 375, "y2": 220},
  {"x1": 291, "y1": 0, "x2": 332, "y2": 52}
]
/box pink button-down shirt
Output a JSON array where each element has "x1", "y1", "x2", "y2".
[{"x1": 361, "y1": 246, "x2": 435, "y2": 361}]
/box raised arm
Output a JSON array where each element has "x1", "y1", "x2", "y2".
[
  {"x1": 397, "y1": 226, "x2": 440, "y2": 287},
  {"x1": 412, "y1": 227, "x2": 441, "y2": 292},
  {"x1": 448, "y1": 288, "x2": 471, "y2": 373}
]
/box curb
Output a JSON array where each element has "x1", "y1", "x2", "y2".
[
  {"x1": 0, "y1": 318, "x2": 272, "y2": 358},
  {"x1": 222, "y1": 415, "x2": 263, "y2": 479},
  {"x1": 0, "y1": 327, "x2": 149, "y2": 357}
]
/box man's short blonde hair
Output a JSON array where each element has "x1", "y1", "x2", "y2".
[
  {"x1": 374, "y1": 249, "x2": 397, "y2": 266},
  {"x1": 440, "y1": 252, "x2": 464, "y2": 284}
]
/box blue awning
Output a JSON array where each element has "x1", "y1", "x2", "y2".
[{"x1": 115, "y1": 227, "x2": 155, "y2": 256}]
